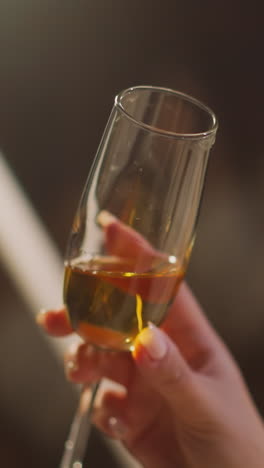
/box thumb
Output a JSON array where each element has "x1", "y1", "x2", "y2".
[{"x1": 133, "y1": 324, "x2": 205, "y2": 423}]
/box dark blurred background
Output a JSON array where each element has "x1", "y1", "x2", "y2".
[{"x1": 0, "y1": 1, "x2": 264, "y2": 466}]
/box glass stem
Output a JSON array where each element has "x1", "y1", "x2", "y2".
[{"x1": 59, "y1": 381, "x2": 100, "y2": 468}]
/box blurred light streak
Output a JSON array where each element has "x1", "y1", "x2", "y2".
[
  {"x1": 0, "y1": 153, "x2": 140, "y2": 467},
  {"x1": 0, "y1": 153, "x2": 80, "y2": 356}
]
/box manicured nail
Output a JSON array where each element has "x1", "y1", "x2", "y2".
[
  {"x1": 36, "y1": 309, "x2": 48, "y2": 325},
  {"x1": 65, "y1": 342, "x2": 80, "y2": 376},
  {"x1": 83, "y1": 344, "x2": 95, "y2": 358},
  {"x1": 137, "y1": 323, "x2": 167, "y2": 360},
  {"x1": 97, "y1": 210, "x2": 117, "y2": 228},
  {"x1": 108, "y1": 416, "x2": 127, "y2": 439},
  {"x1": 65, "y1": 358, "x2": 78, "y2": 376}
]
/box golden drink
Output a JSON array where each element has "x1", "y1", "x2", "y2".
[{"x1": 64, "y1": 256, "x2": 184, "y2": 351}]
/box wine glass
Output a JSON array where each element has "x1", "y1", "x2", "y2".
[{"x1": 60, "y1": 86, "x2": 218, "y2": 467}]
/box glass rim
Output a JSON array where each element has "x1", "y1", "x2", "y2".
[{"x1": 115, "y1": 85, "x2": 218, "y2": 140}]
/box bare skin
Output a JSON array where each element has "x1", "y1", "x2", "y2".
[
  {"x1": 39, "y1": 284, "x2": 264, "y2": 468},
  {"x1": 39, "y1": 214, "x2": 264, "y2": 467}
]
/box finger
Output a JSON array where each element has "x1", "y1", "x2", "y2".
[
  {"x1": 98, "y1": 210, "x2": 160, "y2": 266},
  {"x1": 92, "y1": 387, "x2": 170, "y2": 468},
  {"x1": 161, "y1": 283, "x2": 224, "y2": 364},
  {"x1": 133, "y1": 323, "x2": 206, "y2": 423},
  {"x1": 93, "y1": 389, "x2": 159, "y2": 445},
  {"x1": 163, "y1": 283, "x2": 218, "y2": 341},
  {"x1": 93, "y1": 391, "x2": 129, "y2": 440},
  {"x1": 65, "y1": 342, "x2": 134, "y2": 388},
  {"x1": 98, "y1": 211, "x2": 216, "y2": 351},
  {"x1": 93, "y1": 391, "x2": 174, "y2": 468},
  {"x1": 98, "y1": 211, "x2": 181, "y2": 302},
  {"x1": 37, "y1": 308, "x2": 73, "y2": 336}
]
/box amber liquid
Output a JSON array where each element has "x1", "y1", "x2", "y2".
[{"x1": 64, "y1": 256, "x2": 184, "y2": 351}]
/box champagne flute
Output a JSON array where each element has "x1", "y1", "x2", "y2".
[{"x1": 60, "y1": 86, "x2": 218, "y2": 467}]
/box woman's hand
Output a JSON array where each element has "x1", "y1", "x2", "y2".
[{"x1": 39, "y1": 283, "x2": 264, "y2": 468}]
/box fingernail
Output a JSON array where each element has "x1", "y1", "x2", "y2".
[
  {"x1": 137, "y1": 323, "x2": 167, "y2": 360},
  {"x1": 65, "y1": 358, "x2": 79, "y2": 376},
  {"x1": 108, "y1": 416, "x2": 127, "y2": 439},
  {"x1": 83, "y1": 344, "x2": 95, "y2": 358},
  {"x1": 36, "y1": 309, "x2": 47, "y2": 325},
  {"x1": 97, "y1": 210, "x2": 117, "y2": 228}
]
